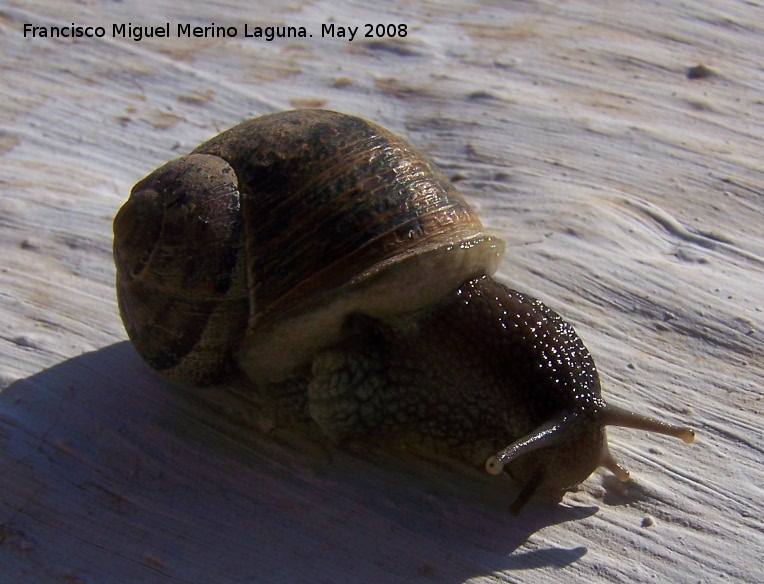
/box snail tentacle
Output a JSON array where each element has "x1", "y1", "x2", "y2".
[
  {"x1": 485, "y1": 414, "x2": 570, "y2": 476},
  {"x1": 602, "y1": 403, "x2": 696, "y2": 445}
]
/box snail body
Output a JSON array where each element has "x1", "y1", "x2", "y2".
[{"x1": 114, "y1": 110, "x2": 694, "y2": 512}]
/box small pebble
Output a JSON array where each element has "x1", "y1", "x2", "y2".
[
  {"x1": 642, "y1": 515, "x2": 655, "y2": 528},
  {"x1": 687, "y1": 64, "x2": 715, "y2": 80}
]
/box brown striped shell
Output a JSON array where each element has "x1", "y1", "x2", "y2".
[{"x1": 113, "y1": 110, "x2": 504, "y2": 387}]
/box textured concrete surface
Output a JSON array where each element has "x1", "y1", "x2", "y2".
[{"x1": 1, "y1": 1, "x2": 762, "y2": 582}]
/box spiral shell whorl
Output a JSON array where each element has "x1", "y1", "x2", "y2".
[
  {"x1": 192, "y1": 110, "x2": 491, "y2": 331},
  {"x1": 114, "y1": 154, "x2": 249, "y2": 385}
]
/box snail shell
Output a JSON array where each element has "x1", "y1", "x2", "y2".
[
  {"x1": 114, "y1": 109, "x2": 694, "y2": 512},
  {"x1": 115, "y1": 110, "x2": 502, "y2": 386}
]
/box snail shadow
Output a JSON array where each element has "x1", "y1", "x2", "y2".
[{"x1": 0, "y1": 342, "x2": 596, "y2": 583}]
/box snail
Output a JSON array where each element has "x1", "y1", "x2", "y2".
[{"x1": 113, "y1": 109, "x2": 695, "y2": 513}]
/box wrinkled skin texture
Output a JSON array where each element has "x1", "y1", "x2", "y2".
[{"x1": 308, "y1": 276, "x2": 606, "y2": 498}]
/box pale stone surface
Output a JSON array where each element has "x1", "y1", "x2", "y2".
[{"x1": 1, "y1": 1, "x2": 762, "y2": 582}]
